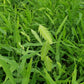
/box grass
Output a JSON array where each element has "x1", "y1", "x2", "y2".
[{"x1": 0, "y1": 0, "x2": 84, "y2": 84}]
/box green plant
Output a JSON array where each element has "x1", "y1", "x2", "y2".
[{"x1": 0, "y1": 0, "x2": 84, "y2": 84}]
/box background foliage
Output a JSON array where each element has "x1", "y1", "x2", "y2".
[{"x1": 0, "y1": 0, "x2": 84, "y2": 84}]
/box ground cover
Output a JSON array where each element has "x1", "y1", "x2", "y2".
[{"x1": 0, "y1": 0, "x2": 84, "y2": 84}]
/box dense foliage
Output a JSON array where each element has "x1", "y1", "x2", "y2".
[{"x1": 0, "y1": 0, "x2": 84, "y2": 84}]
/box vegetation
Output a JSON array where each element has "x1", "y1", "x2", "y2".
[{"x1": 0, "y1": 0, "x2": 84, "y2": 84}]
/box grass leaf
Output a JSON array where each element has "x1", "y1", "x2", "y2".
[
  {"x1": 44, "y1": 69, "x2": 56, "y2": 84},
  {"x1": 38, "y1": 25, "x2": 53, "y2": 44},
  {"x1": 41, "y1": 42, "x2": 50, "y2": 60},
  {"x1": 0, "y1": 59, "x2": 16, "y2": 84},
  {"x1": 72, "y1": 65, "x2": 78, "y2": 84},
  {"x1": 31, "y1": 29, "x2": 42, "y2": 44},
  {"x1": 44, "y1": 56, "x2": 53, "y2": 71},
  {"x1": 56, "y1": 16, "x2": 68, "y2": 36},
  {"x1": 22, "y1": 58, "x2": 32, "y2": 84}
]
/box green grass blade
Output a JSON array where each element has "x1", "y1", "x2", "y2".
[
  {"x1": 38, "y1": 25, "x2": 53, "y2": 44},
  {"x1": 56, "y1": 16, "x2": 68, "y2": 36},
  {"x1": 0, "y1": 59, "x2": 16, "y2": 84},
  {"x1": 44, "y1": 56, "x2": 53, "y2": 71},
  {"x1": 45, "y1": 12, "x2": 54, "y2": 25},
  {"x1": 41, "y1": 42, "x2": 50, "y2": 60},
  {"x1": 72, "y1": 64, "x2": 78, "y2": 84},
  {"x1": 31, "y1": 29, "x2": 42, "y2": 44},
  {"x1": 22, "y1": 58, "x2": 32, "y2": 84},
  {"x1": 0, "y1": 55, "x2": 18, "y2": 72},
  {"x1": 13, "y1": 16, "x2": 21, "y2": 47},
  {"x1": 21, "y1": 31, "x2": 30, "y2": 41},
  {"x1": 44, "y1": 69, "x2": 56, "y2": 84}
]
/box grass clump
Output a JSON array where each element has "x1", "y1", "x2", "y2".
[{"x1": 0, "y1": 0, "x2": 84, "y2": 84}]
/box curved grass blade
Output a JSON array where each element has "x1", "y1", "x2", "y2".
[
  {"x1": 0, "y1": 59, "x2": 16, "y2": 84},
  {"x1": 44, "y1": 69, "x2": 56, "y2": 84}
]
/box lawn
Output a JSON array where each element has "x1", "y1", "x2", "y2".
[{"x1": 0, "y1": 0, "x2": 84, "y2": 84}]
